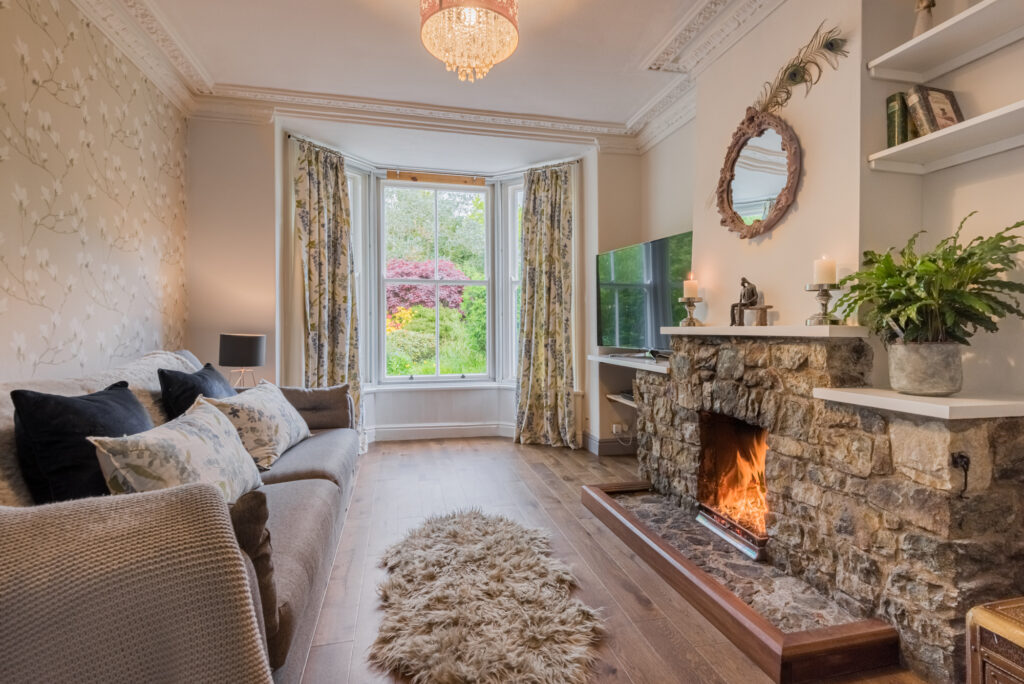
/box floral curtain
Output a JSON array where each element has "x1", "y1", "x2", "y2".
[
  {"x1": 293, "y1": 140, "x2": 361, "y2": 435},
  {"x1": 514, "y1": 163, "x2": 578, "y2": 448}
]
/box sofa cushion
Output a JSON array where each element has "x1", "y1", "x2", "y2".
[
  {"x1": 207, "y1": 382, "x2": 311, "y2": 469},
  {"x1": 260, "y1": 428, "x2": 359, "y2": 490},
  {"x1": 0, "y1": 351, "x2": 200, "y2": 508},
  {"x1": 11, "y1": 381, "x2": 155, "y2": 504},
  {"x1": 159, "y1": 363, "x2": 237, "y2": 419},
  {"x1": 279, "y1": 385, "x2": 352, "y2": 430},
  {"x1": 89, "y1": 398, "x2": 262, "y2": 504},
  {"x1": 229, "y1": 489, "x2": 279, "y2": 641},
  {"x1": 262, "y1": 479, "x2": 342, "y2": 669}
]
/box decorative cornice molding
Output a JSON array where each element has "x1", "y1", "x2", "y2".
[
  {"x1": 644, "y1": 0, "x2": 733, "y2": 73},
  {"x1": 116, "y1": 0, "x2": 214, "y2": 93},
  {"x1": 69, "y1": 0, "x2": 193, "y2": 112},
  {"x1": 209, "y1": 85, "x2": 631, "y2": 137},
  {"x1": 630, "y1": 0, "x2": 788, "y2": 150},
  {"x1": 635, "y1": 86, "x2": 697, "y2": 153}
]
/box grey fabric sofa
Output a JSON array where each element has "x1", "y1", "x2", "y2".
[{"x1": 0, "y1": 351, "x2": 361, "y2": 684}]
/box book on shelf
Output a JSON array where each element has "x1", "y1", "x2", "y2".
[{"x1": 886, "y1": 92, "x2": 910, "y2": 147}]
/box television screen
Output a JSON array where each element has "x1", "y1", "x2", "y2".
[{"x1": 597, "y1": 231, "x2": 693, "y2": 351}]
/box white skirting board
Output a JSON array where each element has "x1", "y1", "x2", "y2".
[{"x1": 367, "y1": 421, "x2": 516, "y2": 443}]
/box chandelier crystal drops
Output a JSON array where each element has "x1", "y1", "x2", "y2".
[{"x1": 420, "y1": 0, "x2": 519, "y2": 82}]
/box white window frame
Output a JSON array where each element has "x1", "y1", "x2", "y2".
[
  {"x1": 377, "y1": 179, "x2": 493, "y2": 384},
  {"x1": 500, "y1": 181, "x2": 524, "y2": 383}
]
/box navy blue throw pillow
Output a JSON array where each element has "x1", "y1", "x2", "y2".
[
  {"x1": 158, "y1": 363, "x2": 237, "y2": 419},
  {"x1": 12, "y1": 381, "x2": 155, "y2": 504}
]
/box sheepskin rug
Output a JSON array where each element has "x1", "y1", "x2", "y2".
[{"x1": 368, "y1": 510, "x2": 604, "y2": 683}]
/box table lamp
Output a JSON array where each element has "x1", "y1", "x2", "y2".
[{"x1": 219, "y1": 333, "x2": 266, "y2": 388}]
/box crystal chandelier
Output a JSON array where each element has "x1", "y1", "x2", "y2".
[{"x1": 420, "y1": 0, "x2": 519, "y2": 82}]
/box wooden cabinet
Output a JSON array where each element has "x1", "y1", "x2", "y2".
[{"x1": 968, "y1": 598, "x2": 1024, "y2": 683}]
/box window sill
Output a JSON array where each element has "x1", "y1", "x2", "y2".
[{"x1": 365, "y1": 382, "x2": 516, "y2": 393}]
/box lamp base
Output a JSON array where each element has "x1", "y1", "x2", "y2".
[{"x1": 229, "y1": 368, "x2": 258, "y2": 388}]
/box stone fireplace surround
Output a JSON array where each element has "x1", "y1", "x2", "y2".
[{"x1": 633, "y1": 332, "x2": 1024, "y2": 683}]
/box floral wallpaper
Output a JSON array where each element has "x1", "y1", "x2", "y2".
[{"x1": 0, "y1": 0, "x2": 187, "y2": 380}]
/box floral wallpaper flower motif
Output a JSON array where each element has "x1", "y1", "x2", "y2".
[{"x1": 0, "y1": 0, "x2": 187, "y2": 380}]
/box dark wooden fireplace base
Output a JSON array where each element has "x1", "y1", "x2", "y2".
[{"x1": 582, "y1": 481, "x2": 901, "y2": 683}]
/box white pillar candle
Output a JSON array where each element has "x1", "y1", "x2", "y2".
[
  {"x1": 683, "y1": 274, "x2": 699, "y2": 299},
  {"x1": 813, "y1": 256, "x2": 836, "y2": 284}
]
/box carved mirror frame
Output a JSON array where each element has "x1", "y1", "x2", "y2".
[{"x1": 716, "y1": 107, "x2": 802, "y2": 240}]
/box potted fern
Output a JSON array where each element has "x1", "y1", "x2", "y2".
[{"x1": 834, "y1": 213, "x2": 1024, "y2": 396}]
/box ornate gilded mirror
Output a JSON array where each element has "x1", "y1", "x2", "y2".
[
  {"x1": 716, "y1": 24, "x2": 848, "y2": 240},
  {"x1": 717, "y1": 109, "x2": 801, "y2": 240}
]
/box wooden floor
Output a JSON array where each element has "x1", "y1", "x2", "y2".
[{"x1": 302, "y1": 438, "x2": 923, "y2": 684}]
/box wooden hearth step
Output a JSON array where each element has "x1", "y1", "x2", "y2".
[{"x1": 581, "y1": 482, "x2": 901, "y2": 684}]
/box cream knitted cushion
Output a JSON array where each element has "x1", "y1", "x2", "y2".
[
  {"x1": 89, "y1": 398, "x2": 262, "y2": 503},
  {"x1": 206, "y1": 381, "x2": 311, "y2": 469}
]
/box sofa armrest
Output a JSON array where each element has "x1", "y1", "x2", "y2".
[
  {"x1": 0, "y1": 484, "x2": 272, "y2": 684},
  {"x1": 280, "y1": 384, "x2": 354, "y2": 430}
]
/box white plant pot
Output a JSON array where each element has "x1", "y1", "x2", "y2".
[{"x1": 888, "y1": 342, "x2": 963, "y2": 397}]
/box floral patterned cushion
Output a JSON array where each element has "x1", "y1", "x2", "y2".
[
  {"x1": 205, "y1": 381, "x2": 311, "y2": 470},
  {"x1": 88, "y1": 398, "x2": 262, "y2": 503}
]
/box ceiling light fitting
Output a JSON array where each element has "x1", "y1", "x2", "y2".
[{"x1": 420, "y1": 0, "x2": 519, "y2": 82}]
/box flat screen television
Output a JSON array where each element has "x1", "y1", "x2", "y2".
[{"x1": 597, "y1": 231, "x2": 693, "y2": 352}]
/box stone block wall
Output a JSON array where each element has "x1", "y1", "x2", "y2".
[{"x1": 633, "y1": 335, "x2": 1024, "y2": 682}]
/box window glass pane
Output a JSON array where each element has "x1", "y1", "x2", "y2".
[
  {"x1": 439, "y1": 285, "x2": 487, "y2": 375},
  {"x1": 514, "y1": 189, "x2": 523, "y2": 280},
  {"x1": 611, "y1": 244, "x2": 645, "y2": 283},
  {"x1": 385, "y1": 283, "x2": 437, "y2": 376},
  {"x1": 437, "y1": 190, "x2": 486, "y2": 280},
  {"x1": 617, "y1": 287, "x2": 648, "y2": 348},
  {"x1": 597, "y1": 252, "x2": 612, "y2": 283},
  {"x1": 384, "y1": 187, "x2": 435, "y2": 278}
]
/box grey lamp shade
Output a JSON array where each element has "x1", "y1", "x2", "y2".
[{"x1": 219, "y1": 334, "x2": 266, "y2": 367}]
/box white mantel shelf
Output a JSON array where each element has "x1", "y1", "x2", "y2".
[
  {"x1": 588, "y1": 354, "x2": 669, "y2": 375},
  {"x1": 660, "y1": 325, "x2": 868, "y2": 338},
  {"x1": 813, "y1": 387, "x2": 1024, "y2": 420}
]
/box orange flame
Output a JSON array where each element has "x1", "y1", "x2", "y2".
[{"x1": 712, "y1": 429, "x2": 768, "y2": 536}]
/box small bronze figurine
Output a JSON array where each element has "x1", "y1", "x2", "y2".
[
  {"x1": 914, "y1": 0, "x2": 935, "y2": 38},
  {"x1": 730, "y1": 277, "x2": 759, "y2": 326}
]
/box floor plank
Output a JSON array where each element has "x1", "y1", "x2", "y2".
[{"x1": 303, "y1": 437, "x2": 923, "y2": 684}]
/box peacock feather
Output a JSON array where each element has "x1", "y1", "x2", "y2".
[{"x1": 754, "y1": 23, "x2": 848, "y2": 113}]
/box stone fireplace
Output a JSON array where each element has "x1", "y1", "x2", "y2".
[{"x1": 633, "y1": 332, "x2": 1024, "y2": 683}]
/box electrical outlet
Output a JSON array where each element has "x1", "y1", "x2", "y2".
[{"x1": 611, "y1": 423, "x2": 624, "y2": 435}]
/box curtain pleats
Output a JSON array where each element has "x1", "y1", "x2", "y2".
[
  {"x1": 293, "y1": 141, "x2": 361, "y2": 439},
  {"x1": 514, "y1": 163, "x2": 578, "y2": 448}
]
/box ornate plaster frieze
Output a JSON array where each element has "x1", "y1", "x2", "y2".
[
  {"x1": 116, "y1": 0, "x2": 214, "y2": 93},
  {"x1": 69, "y1": 0, "x2": 193, "y2": 111}
]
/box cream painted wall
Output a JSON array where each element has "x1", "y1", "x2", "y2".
[
  {"x1": 857, "y1": 1, "x2": 1024, "y2": 393},
  {"x1": 690, "y1": 0, "x2": 863, "y2": 327},
  {"x1": 186, "y1": 119, "x2": 278, "y2": 382},
  {"x1": 582, "y1": 150, "x2": 648, "y2": 446},
  {"x1": 640, "y1": 122, "x2": 696, "y2": 242}
]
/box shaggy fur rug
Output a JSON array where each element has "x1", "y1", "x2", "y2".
[{"x1": 368, "y1": 510, "x2": 604, "y2": 684}]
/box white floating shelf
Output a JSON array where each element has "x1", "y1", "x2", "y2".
[
  {"x1": 606, "y1": 393, "x2": 638, "y2": 409},
  {"x1": 588, "y1": 354, "x2": 669, "y2": 375},
  {"x1": 868, "y1": 99, "x2": 1024, "y2": 174},
  {"x1": 659, "y1": 325, "x2": 868, "y2": 339},
  {"x1": 813, "y1": 387, "x2": 1024, "y2": 420},
  {"x1": 867, "y1": 0, "x2": 1024, "y2": 82}
]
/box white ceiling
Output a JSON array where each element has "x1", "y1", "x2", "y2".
[{"x1": 149, "y1": 0, "x2": 697, "y2": 124}]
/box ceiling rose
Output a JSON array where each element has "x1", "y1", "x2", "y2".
[{"x1": 420, "y1": 0, "x2": 519, "y2": 82}]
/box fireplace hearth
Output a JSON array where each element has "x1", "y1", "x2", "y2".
[{"x1": 696, "y1": 411, "x2": 769, "y2": 560}]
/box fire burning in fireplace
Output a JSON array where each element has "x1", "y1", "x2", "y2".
[{"x1": 697, "y1": 412, "x2": 769, "y2": 559}]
